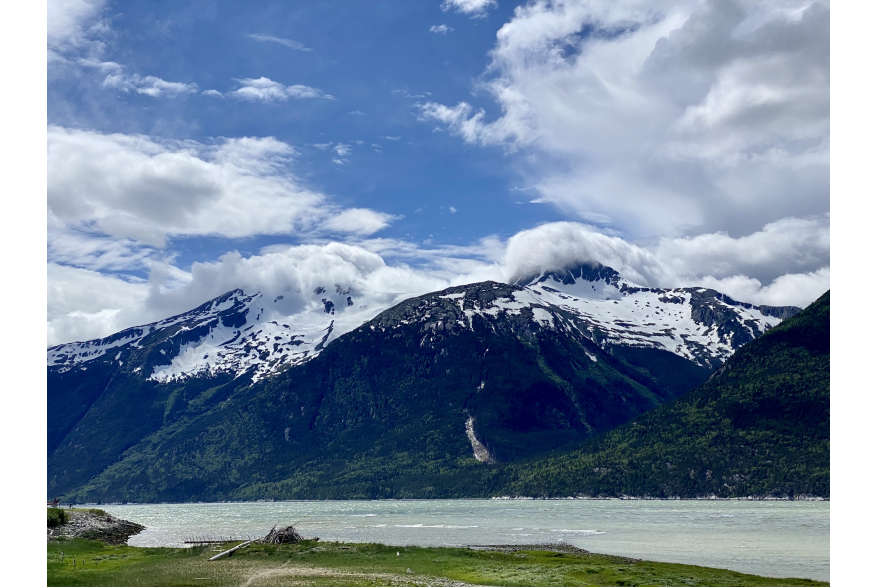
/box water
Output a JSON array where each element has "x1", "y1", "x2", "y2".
[{"x1": 101, "y1": 499, "x2": 829, "y2": 582}]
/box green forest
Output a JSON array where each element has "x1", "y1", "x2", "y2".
[{"x1": 50, "y1": 287, "x2": 829, "y2": 502}]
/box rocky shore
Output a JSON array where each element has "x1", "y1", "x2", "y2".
[{"x1": 47, "y1": 509, "x2": 145, "y2": 545}]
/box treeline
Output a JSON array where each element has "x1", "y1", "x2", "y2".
[{"x1": 60, "y1": 291, "x2": 829, "y2": 503}]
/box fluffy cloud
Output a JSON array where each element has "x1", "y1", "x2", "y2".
[
  {"x1": 232, "y1": 77, "x2": 332, "y2": 102},
  {"x1": 103, "y1": 73, "x2": 198, "y2": 97},
  {"x1": 47, "y1": 126, "x2": 395, "y2": 247},
  {"x1": 498, "y1": 217, "x2": 829, "y2": 302},
  {"x1": 48, "y1": 263, "x2": 149, "y2": 346},
  {"x1": 48, "y1": 0, "x2": 107, "y2": 60},
  {"x1": 49, "y1": 219, "x2": 829, "y2": 345},
  {"x1": 421, "y1": 0, "x2": 829, "y2": 238},
  {"x1": 442, "y1": 0, "x2": 496, "y2": 17},
  {"x1": 321, "y1": 209, "x2": 398, "y2": 235},
  {"x1": 48, "y1": 216, "x2": 155, "y2": 272},
  {"x1": 430, "y1": 25, "x2": 454, "y2": 34}
]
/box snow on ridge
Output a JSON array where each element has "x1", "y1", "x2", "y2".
[
  {"x1": 47, "y1": 285, "x2": 401, "y2": 383},
  {"x1": 46, "y1": 290, "x2": 254, "y2": 371},
  {"x1": 48, "y1": 265, "x2": 799, "y2": 381},
  {"x1": 404, "y1": 272, "x2": 789, "y2": 368},
  {"x1": 517, "y1": 276, "x2": 786, "y2": 367}
]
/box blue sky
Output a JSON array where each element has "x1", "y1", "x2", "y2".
[
  {"x1": 49, "y1": 0, "x2": 560, "y2": 263},
  {"x1": 47, "y1": 0, "x2": 830, "y2": 344}
]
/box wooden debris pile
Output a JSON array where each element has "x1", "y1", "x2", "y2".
[{"x1": 263, "y1": 523, "x2": 304, "y2": 545}]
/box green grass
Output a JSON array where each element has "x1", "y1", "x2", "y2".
[
  {"x1": 68, "y1": 507, "x2": 107, "y2": 516},
  {"x1": 48, "y1": 539, "x2": 827, "y2": 587}
]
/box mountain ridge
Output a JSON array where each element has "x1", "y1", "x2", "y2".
[
  {"x1": 48, "y1": 263, "x2": 806, "y2": 502},
  {"x1": 500, "y1": 289, "x2": 830, "y2": 499},
  {"x1": 48, "y1": 263, "x2": 800, "y2": 381}
]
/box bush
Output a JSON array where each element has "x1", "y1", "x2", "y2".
[{"x1": 47, "y1": 508, "x2": 68, "y2": 528}]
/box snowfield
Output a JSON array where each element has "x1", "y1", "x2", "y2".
[{"x1": 47, "y1": 264, "x2": 798, "y2": 382}]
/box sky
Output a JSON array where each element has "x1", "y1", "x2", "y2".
[{"x1": 47, "y1": 0, "x2": 830, "y2": 346}]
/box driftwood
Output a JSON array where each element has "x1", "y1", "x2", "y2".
[
  {"x1": 208, "y1": 539, "x2": 257, "y2": 561},
  {"x1": 207, "y1": 523, "x2": 313, "y2": 561},
  {"x1": 262, "y1": 522, "x2": 304, "y2": 545}
]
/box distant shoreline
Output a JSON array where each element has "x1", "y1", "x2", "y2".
[{"x1": 63, "y1": 495, "x2": 829, "y2": 506}]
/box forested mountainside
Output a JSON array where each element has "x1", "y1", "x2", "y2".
[
  {"x1": 48, "y1": 263, "x2": 805, "y2": 502},
  {"x1": 500, "y1": 290, "x2": 830, "y2": 499}
]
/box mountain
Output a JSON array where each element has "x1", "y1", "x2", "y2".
[
  {"x1": 47, "y1": 263, "x2": 800, "y2": 502},
  {"x1": 500, "y1": 290, "x2": 830, "y2": 499}
]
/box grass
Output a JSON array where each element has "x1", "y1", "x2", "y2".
[
  {"x1": 72, "y1": 507, "x2": 107, "y2": 516},
  {"x1": 47, "y1": 538, "x2": 828, "y2": 587}
]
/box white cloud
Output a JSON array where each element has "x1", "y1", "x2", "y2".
[
  {"x1": 48, "y1": 218, "x2": 829, "y2": 345},
  {"x1": 232, "y1": 77, "x2": 332, "y2": 102},
  {"x1": 494, "y1": 218, "x2": 829, "y2": 308},
  {"x1": 103, "y1": 73, "x2": 198, "y2": 97},
  {"x1": 48, "y1": 214, "x2": 155, "y2": 272},
  {"x1": 333, "y1": 144, "x2": 352, "y2": 157},
  {"x1": 441, "y1": 0, "x2": 496, "y2": 18},
  {"x1": 321, "y1": 209, "x2": 398, "y2": 235},
  {"x1": 202, "y1": 89, "x2": 224, "y2": 98},
  {"x1": 48, "y1": 126, "x2": 400, "y2": 247},
  {"x1": 75, "y1": 57, "x2": 121, "y2": 73},
  {"x1": 246, "y1": 34, "x2": 312, "y2": 51},
  {"x1": 430, "y1": 24, "x2": 454, "y2": 34},
  {"x1": 48, "y1": 262, "x2": 149, "y2": 346},
  {"x1": 48, "y1": 1, "x2": 198, "y2": 102},
  {"x1": 347, "y1": 110, "x2": 366, "y2": 115},
  {"x1": 687, "y1": 268, "x2": 830, "y2": 308},
  {"x1": 384, "y1": 136, "x2": 401, "y2": 141},
  {"x1": 421, "y1": 0, "x2": 829, "y2": 239},
  {"x1": 48, "y1": 0, "x2": 108, "y2": 61},
  {"x1": 449, "y1": 206, "x2": 457, "y2": 213}
]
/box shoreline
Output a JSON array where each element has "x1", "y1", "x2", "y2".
[
  {"x1": 47, "y1": 537, "x2": 828, "y2": 586},
  {"x1": 64, "y1": 495, "x2": 829, "y2": 506}
]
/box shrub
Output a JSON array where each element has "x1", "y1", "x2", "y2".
[{"x1": 47, "y1": 508, "x2": 68, "y2": 528}]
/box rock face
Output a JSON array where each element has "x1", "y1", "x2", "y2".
[
  {"x1": 47, "y1": 510, "x2": 145, "y2": 545},
  {"x1": 47, "y1": 262, "x2": 803, "y2": 502}
]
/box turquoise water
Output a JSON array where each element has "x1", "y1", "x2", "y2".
[{"x1": 102, "y1": 499, "x2": 829, "y2": 582}]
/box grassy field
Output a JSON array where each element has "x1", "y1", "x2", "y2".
[{"x1": 47, "y1": 538, "x2": 827, "y2": 587}]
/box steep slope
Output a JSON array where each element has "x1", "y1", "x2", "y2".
[
  {"x1": 515, "y1": 265, "x2": 799, "y2": 369},
  {"x1": 57, "y1": 282, "x2": 710, "y2": 501},
  {"x1": 48, "y1": 263, "x2": 799, "y2": 383},
  {"x1": 47, "y1": 263, "x2": 800, "y2": 501},
  {"x1": 500, "y1": 290, "x2": 830, "y2": 498}
]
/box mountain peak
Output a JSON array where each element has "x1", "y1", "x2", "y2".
[
  {"x1": 48, "y1": 262, "x2": 803, "y2": 384},
  {"x1": 512, "y1": 262, "x2": 622, "y2": 288}
]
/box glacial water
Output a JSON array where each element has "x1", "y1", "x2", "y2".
[{"x1": 101, "y1": 499, "x2": 829, "y2": 582}]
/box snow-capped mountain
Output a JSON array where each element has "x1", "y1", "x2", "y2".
[
  {"x1": 47, "y1": 284, "x2": 398, "y2": 383},
  {"x1": 512, "y1": 265, "x2": 799, "y2": 368},
  {"x1": 47, "y1": 263, "x2": 799, "y2": 382}
]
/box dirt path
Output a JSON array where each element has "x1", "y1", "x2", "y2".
[{"x1": 240, "y1": 563, "x2": 492, "y2": 587}]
